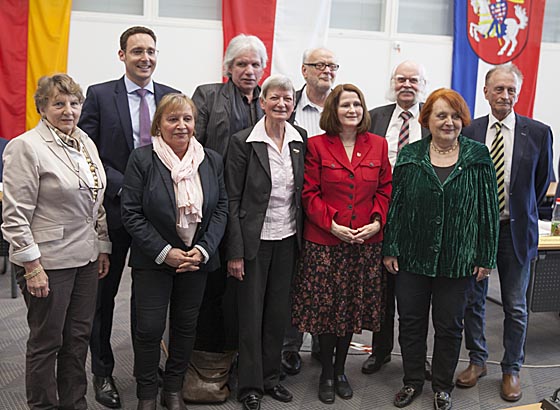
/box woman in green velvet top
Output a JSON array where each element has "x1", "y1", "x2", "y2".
[{"x1": 383, "y1": 88, "x2": 499, "y2": 410}]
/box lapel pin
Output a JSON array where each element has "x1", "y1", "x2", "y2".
[
  {"x1": 357, "y1": 152, "x2": 362, "y2": 157},
  {"x1": 293, "y1": 148, "x2": 300, "y2": 153}
]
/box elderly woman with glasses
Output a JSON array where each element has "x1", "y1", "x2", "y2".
[{"x1": 1, "y1": 73, "x2": 111, "y2": 410}]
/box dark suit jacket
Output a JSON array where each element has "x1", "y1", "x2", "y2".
[
  {"x1": 121, "y1": 146, "x2": 228, "y2": 273},
  {"x1": 368, "y1": 103, "x2": 430, "y2": 138},
  {"x1": 288, "y1": 86, "x2": 305, "y2": 124},
  {"x1": 78, "y1": 76, "x2": 179, "y2": 229},
  {"x1": 224, "y1": 124, "x2": 307, "y2": 261},
  {"x1": 0, "y1": 137, "x2": 8, "y2": 182},
  {"x1": 463, "y1": 114, "x2": 553, "y2": 266},
  {"x1": 192, "y1": 80, "x2": 264, "y2": 158}
]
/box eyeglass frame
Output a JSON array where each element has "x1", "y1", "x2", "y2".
[
  {"x1": 126, "y1": 47, "x2": 159, "y2": 57},
  {"x1": 303, "y1": 62, "x2": 340, "y2": 72},
  {"x1": 393, "y1": 75, "x2": 423, "y2": 85}
]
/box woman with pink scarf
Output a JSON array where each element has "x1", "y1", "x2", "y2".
[{"x1": 121, "y1": 93, "x2": 228, "y2": 410}]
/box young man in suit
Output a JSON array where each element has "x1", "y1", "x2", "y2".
[
  {"x1": 457, "y1": 64, "x2": 553, "y2": 402},
  {"x1": 282, "y1": 47, "x2": 339, "y2": 376},
  {"x1": 362, "y1": 60, "x2": 430, "y2": 375},
  {"x1": 78, "y1": 26, "x2": 179, "y2": 409}
]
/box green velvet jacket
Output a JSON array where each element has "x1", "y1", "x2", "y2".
[{"x1": 382, "y1": 135, "x2": 499, "y2": 278}]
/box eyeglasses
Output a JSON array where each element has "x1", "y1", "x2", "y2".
[
  {"x1": 128, "y1": 48, "x2": 159, "y2": 57},
  {"x1": 394, "y1": 75, "x2": 421, "y2": 85},
  {"x1": 303, "y1": 62, "x2": 340, "y2": 72}
]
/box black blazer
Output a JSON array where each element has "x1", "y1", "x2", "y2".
[
  {"x1": 463, "y1": 114, "x2": 553, "y2": 265},
  {"x1": 368, "y1": 103, "x2": 430, "y2": 138},
  {"x1": 78, "y1": 76, "x2": 179, "y2": 229},
  {"x1": 224, "y1": 124, "x2": 307, "y2": 261},
  {"x1": 192, "y1": 80, "x2": 264, "y2": 158},
  {"x1": 121, "y1": 146, "x2": 228, "y2": 273}
]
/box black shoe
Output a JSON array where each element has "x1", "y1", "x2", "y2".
[
  {"x1": 281, "y1": 351, "x2": 302, "y2": 375},
  {"x1": 334, "y1": 374, "x2": 353, "y2": 399},
  {"x1": 394, "y1": 385, "x2": 420, "y2": 408},
  {"x1": 160, "y1": 391, "x2": 186, "y2": 410},
  {"x1": 318, "y1": 379, "x2": 335, "y2": 404},
  {"x1": 93, "y1": 376, "x2": 121, "y2": 409},
  {"x1": 137, "y1": 399, "x2": 156, "y2": 410},
  {"x1": 265, "y1": 384, "x2": 293, "y2": 402},
  {"x1": 361, "y1": 354, "x2": 391, "y2": 374},
  {"x1": 425, "y1": 359, "x2": 433, "y2": 381},
  {"x1": 434, "y1": 392, "x2": 452, "y2": 410},
  {"x1": 242, "y1": 394, "x2": 261, "y2": 410}
]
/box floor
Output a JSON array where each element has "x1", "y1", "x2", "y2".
[{"x1": 1, "y1": 264, "x2": 559, "y2": 410}]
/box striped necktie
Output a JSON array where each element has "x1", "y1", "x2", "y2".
[
  {"x1": 491, "y1": 122, "x2": 506, "y2": 213},
  {"x1": 398, "y1": 111, "x2": 413, "y2": 152}
]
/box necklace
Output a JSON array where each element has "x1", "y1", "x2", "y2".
[{"x1": 430, "y1": 140, "x2": 459, "y2": 155}]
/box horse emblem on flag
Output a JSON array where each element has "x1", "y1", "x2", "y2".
[{"x1": 467, "y1": 0, "x2": 530, "y2": 64}]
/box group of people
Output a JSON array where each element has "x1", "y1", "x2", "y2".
[{"x1": 0, "y1": 25, "x2": 553, "y2": 410}]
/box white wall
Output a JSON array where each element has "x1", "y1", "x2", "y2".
[{"x1": 67, "y1": 12, "x2": 560, "y2": 174}]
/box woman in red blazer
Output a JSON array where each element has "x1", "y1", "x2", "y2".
[{"x1": 292, "y1": 84, "x2": 392, "y2": 404}]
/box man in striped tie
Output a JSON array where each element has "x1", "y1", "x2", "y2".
[
  {"x1": 459, "y1": 64, "x2": 553, "y2": 402},
  {"x1": 362, "y1": 60, "x2": 430, "y2": 376}
]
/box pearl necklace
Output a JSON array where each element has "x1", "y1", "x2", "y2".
[{"x1": 430, "y1": 140, "x2": 459, "y2": 155}]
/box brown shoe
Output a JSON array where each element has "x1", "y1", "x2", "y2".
[
  {"x1": 501, "y1": 374, "x2": 522, "y2": 402},
  {"x1": 456, "y1": 363, "x2": 487, "y2": 388}
]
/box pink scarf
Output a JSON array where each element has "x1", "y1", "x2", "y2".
[{"x1": 152, "y1": 136, "x2": 205, "y2": 228}]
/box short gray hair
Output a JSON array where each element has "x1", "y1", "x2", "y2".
[
  {"x1": 385, "y1": 60, "x2": 427, "y2": 102},
  {"x1": 301, "y1": 47, "x2": 336, "y2": 64},
  {"x1": 485, "y1": 63, "x2": 524, "y2": 93},
  {"x1": 260, "y1": 74, "x2": 295, "y2": 100},
  {"x1": 223, "y1": 34, "x2": 268, "y2": 77}
]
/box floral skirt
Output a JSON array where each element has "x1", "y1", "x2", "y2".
[{"x1": 291, "y1": 240, "x2": 386, "y2": 337}]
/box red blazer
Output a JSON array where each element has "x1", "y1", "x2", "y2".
[{"x1": 302, "y1": 132, "x2": 392, "y2": 245}]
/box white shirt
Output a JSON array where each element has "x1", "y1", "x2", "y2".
[
  {"x1": 246, "y1": 118, "x2": 303, "y2": 240},
  {"x1": 293, "y1": 88, "x2": 326, "y2": 138},
  {"x1": 124, "y1": 76, "x2": 156, "y2": 148},
  {"x1": 385, "y1": 103, "x2": 422, "y2": 168},
  {"x1": 485, "y1": 111, "x2": 516, "y2": 220}
]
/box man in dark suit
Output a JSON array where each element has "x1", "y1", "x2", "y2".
[
  {"x1": 362, "y1": 60, "x2": 430, "y2": 375},
  {"x1": 457, "y1": 64, "x2": 553, "y2": 402},
  {"x1": 78, "y1": 26, "x2": 179, "y2": 409},
  {"x1": 282, "y1": 47, "x2": 339, "y2": 376}
]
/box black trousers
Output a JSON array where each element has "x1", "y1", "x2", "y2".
[
  {"x1": 395, "y1": 271, "x2": 472, "y2": 393},
  {"x1": 16, "y1": 262, "x2": 98, "y2": 410},
  {"x1": 90, "y1": 226, "x2": 133, "y2": 377},
  {"x1": 370, "y1": 271, "x2": 395, "y2": 358},
  {"x1": 132, "y1": 268, "x2": 207, "y2": 399},
  {"x1": 237, "y1": 236, "x2": 296, "y2": 400}
]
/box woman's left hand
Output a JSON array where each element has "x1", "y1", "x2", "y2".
[
  {"x1": 177, "y1": 248, "x2": 204, "y2": 272},
  {"x1": 473, "y1": 266, "x2": 491, "y2": 282},
  {"x1": 98, "y1": 253, "x2": 110, "y2": 279},
  {"x1": 353, "y1": 221, "x2": 381, "y2": 243}
]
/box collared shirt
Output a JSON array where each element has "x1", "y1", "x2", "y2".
[
  {"x1": 385, "y1": 103, "x2": 422, "y2": 168},
  {"x1": 246, "y1": 117, "x2": 303, "y2": 240},
  {"x1": 485, "y1": 110, "x2": 516, "y2": 220},
  {"x1": 124, "y1": 76, "x2": 156, "y2": 148},
  {"x1": 294, "y1": 88, "x2": 326, "y2": 138}
]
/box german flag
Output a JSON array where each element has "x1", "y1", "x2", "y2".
[{"x1": 0, "y1": 0, "x2": 71, "y2": 139}]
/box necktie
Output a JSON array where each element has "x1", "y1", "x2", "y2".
[
  {"x1": 491, "y1": 122, "x2": 506, "y2": 213},
  {"x1": 136, "y1": 88, "x2": 152, "y2": 146},
  {"x1": 398, "y1": 111, "x2": 413, "y2": 152}
]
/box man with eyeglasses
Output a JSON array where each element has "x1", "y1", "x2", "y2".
[
  {"x1": 361, "y1": 60, "x2": 431, "y2": 377},
  {"x1": 281, "y1": 47, "x2": 339, "y2": 377},
  {"x1": 79, "y1": 25, "x2": 179, "y2": 409}
]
